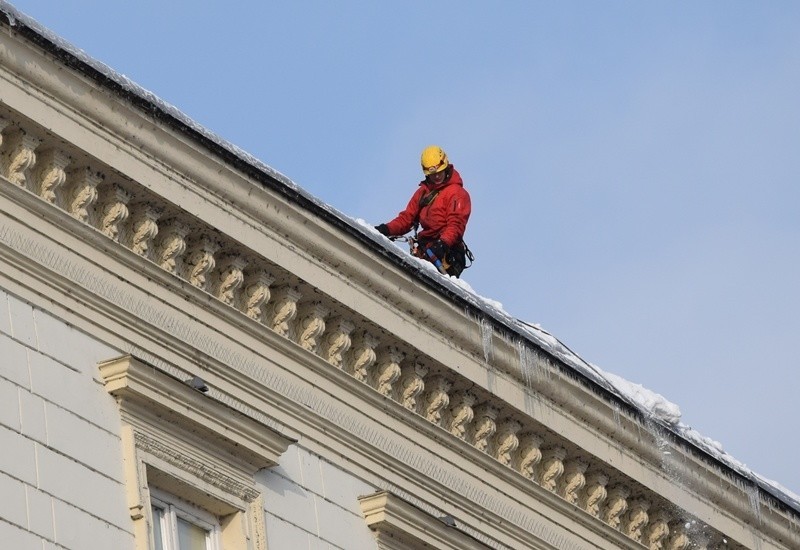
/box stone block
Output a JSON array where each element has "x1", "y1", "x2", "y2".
[
  {"x1": 315, "y1": 498, "x2": 376, "y2": 550},
  {"x1": 52, "y1": 498, "x2": 134, "y2": 550},
  {"x1": 25, "y1": 485, "x2": 55, "y2": 540},
  {"x1": 319, "y1": 458, "x2": 374, "y2": 513},
  {"x1": 0, "y1": 424, "x2": 37, "y2": 484},
  {"x1": 265, "y1": 514, "x2": 311, "y2": 549},
  {"x1": 8, "y1": 294, "x2": 37, "y2": 349},
  {"x1": 0, "y1": 520, "x2": 42, "y2": 550},
  {"x1": 28, "y1": 350, "x2": 120, "y2": 433},
  {"x1": 272, "y1": 443, "x2": 303, "y2": 482},
  {"x1": 44, "y1": 402, "x2": 123, "y2": 481},
  {"x1": 33, "y1": 309, "x2": 118, "y2": 379},
  {"x1": 0, "y1": 332, "x2": 31, "y2": 389},
  {"x1": 0, "y1": 470, "x2": 27, "y2": 528},
  {"x1": 19, "y1": 388, "x2": 47, "y2": 444},
  {"x1": 298, "y1": 446, "x2": 325, "y2": 496},
  {"x1": 260, "y1": 469, "x2": 319, "y2": 535},
  {"x1": 36, "y1": 444, "x2": 129, "y2": 530},
  {"x1": 0, "y1": 290, "x2": 11, "y2": 337},
  {"x1": 0, "y1": 376, "x2": 20, "y2": 431},
  {"x1": 309, "y1": 534, "x2": 335, "y2": 550}
]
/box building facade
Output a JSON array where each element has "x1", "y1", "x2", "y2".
[{"x1": 0, "y1": 4, "x2": 798, "y2": 549}]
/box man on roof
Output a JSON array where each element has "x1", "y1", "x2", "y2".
[{"x1": 375, "y1": 145, "x2": 472, "y2": 277}]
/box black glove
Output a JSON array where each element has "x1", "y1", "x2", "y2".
[
  {"x1": 426, "y1": 239, "x2": 448, "y2": 260},
  {"x1": 375, "y1": 224, "x2": 390, "y2": 237}
]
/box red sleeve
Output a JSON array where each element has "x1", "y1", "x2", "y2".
[
  {"x1": 438, "y1": 187, "x2": 471, "y2": 246},
  {"x1": 385, "y1": 186, "x2": 426, "y2": 236}
]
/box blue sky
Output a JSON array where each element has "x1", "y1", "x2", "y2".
[{"x1": 9, "y1": 1, "x2": 800, "y2": 493}]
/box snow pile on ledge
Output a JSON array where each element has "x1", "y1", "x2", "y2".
[{"x1": 595, "y1": 369, "x2": 682, "y2": 425}]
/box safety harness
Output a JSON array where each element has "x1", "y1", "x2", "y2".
[{"x1": 406, "y1": 188, "x2": 475, "y2": 274}]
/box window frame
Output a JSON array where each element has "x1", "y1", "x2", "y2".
[{"x1": 150, "y1": 488, "x2": 222, "y2": 550}]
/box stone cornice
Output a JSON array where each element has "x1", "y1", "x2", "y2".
[
  {"x1": 359, "y1": 491, "x2": 495, "y2": 550},
  {"x1": 0, "y1": 183, "x2": 644, "y2": 549},
  {"x1": 98, "y1": 354, "x2": 296, "y2": 475},
  {"x1": 0, "y1": 180, "x2": 759, "y2": 549},
  {"x1": 0, "y1": 18, "x2": 798, "y2": 550}
]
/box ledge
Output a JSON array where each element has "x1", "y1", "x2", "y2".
[
  {"x1": 99, "y1": 354, "x2": 296, "y2": 475},
  {"x1": 359, "y1": 491, "x2": 494, "y2": 550}
]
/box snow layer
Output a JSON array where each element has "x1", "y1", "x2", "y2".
[{"x1": 2, "y1": 0, "x2": 798, "y2": 516}]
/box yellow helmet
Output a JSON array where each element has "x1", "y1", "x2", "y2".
[{"x1": 420, "y1": 145, "x2": 449, "y2": 175}]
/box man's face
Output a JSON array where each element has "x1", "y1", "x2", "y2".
[{"x1": 427, "y1": 170, "x2": 447, "y2": 185}]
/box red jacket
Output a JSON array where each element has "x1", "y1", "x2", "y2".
[{"x1": 385, "y1": 167, "x2": 471, "y2": 247}]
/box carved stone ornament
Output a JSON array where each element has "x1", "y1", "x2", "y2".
[
  {"x1": 346, "y1": 330, "x2": 379, "y2": 382},
  {"x1": 295, "y1": 302, "x2": 330, "y2": 353},
  {"x1": 491, "y1": 419, "x2": 522, "y2": 466},
  {"x1": 445, "y1": 389, "x2": 477, "y2": 440},
  {"x1": 154, "y1": 220, "x2": 191, "y2": 274},
  {"x1": 125, "y1": 204, "x2": 164, "y2": 258},
  {"x1": 579, "y1": 472, "x2": 609, "y2": 518},
  {"x1": 33, "y1": 148, "x2": 71, "y2": 203},
  {"x1": 134, "y1": 431, "x2": 259, "y2": 502},
  {"x1": 184, "y1": 237, "x2": 221, "y2": 290},
  {"x1": 643, "y1": 509, "x2": 671, "y2": 550},
  {"x1": 269, "y1": 286, "x2": 302, "y2": 337},
  {"x1": 536, "y1": 446, "x2": 567, "y2": 492},
  {"x1": 513, "y1": 433, "x2": 543, "y2": 480},
  {"x1": 395, "y1": 360, "x2": 428, "y2": 411},
  {"x1": 213, "y1": 255, "x2": 248, "y2": 306},
  {"x1": 623, "y1": 498, "x2": 651, "y2": 541},
  {"x1": 558, "y1": 459, "x2": 588, "y2": 504},
  {"x1": 98, "y1": 183, "x2": 132, "y2": 242},
  {"x1": 64, "y1": 166, "x2": 103, "y2": 223},
  {"x1": 321, "y1": 317, "x2": 355, "y2": 368},
  {"x1": 370, "y1": 346, "x2": 404, "y2": 397},
  {"x1": 469, "y1": 404, "x2": 499, "y2": 452},
  {"x1": 603, "y1": 485, "x2": 631, "y2": 529},
  {"x1": 237, "y1": 269, "x2": 275, "y2": 322},
  {"x1": 1, "y1": 128, "x2": 41, "y2": 187},
  {"x1": 422, "y1": 376, "x2": 453, "y2": 425},
  {"x1": 665, "y1": 522, "x2": 690, "y2": 550}
]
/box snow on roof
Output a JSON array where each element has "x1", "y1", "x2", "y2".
[{"x1": 1, "y1": 0, "x2": 797, "y2": 516}]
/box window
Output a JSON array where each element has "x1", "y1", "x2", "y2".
[
  {"x1": 150, "y1": 490, "x2": 221, "y2": 550},
  {"x1": 99, "y1": 355, "x2": 295, "y2": 550}
]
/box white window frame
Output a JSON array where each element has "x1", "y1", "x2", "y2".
[{"x1": 150, "y1": 489, "x2": 222, "y2": 550}]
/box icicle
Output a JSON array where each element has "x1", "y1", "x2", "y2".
[
  {"x1": 517, "y1": 340, "x2": 537, "y2": 389},
  {"x1": 612, "y1": 404, "x2": 622, "y2": 428},
  {"x1": 479, "y1": 316, "x2": 493, "y2": 363},
  {"x1": 746, "y1": 482, "x2": 763, "y2": 527}
]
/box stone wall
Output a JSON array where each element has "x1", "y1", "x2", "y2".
[
  {"x1": 0, "y1": 288, "x2": 131, "y2": 550},
  {"x1": 259, "y1": 446, "x2": 377, "y2": 549}
]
